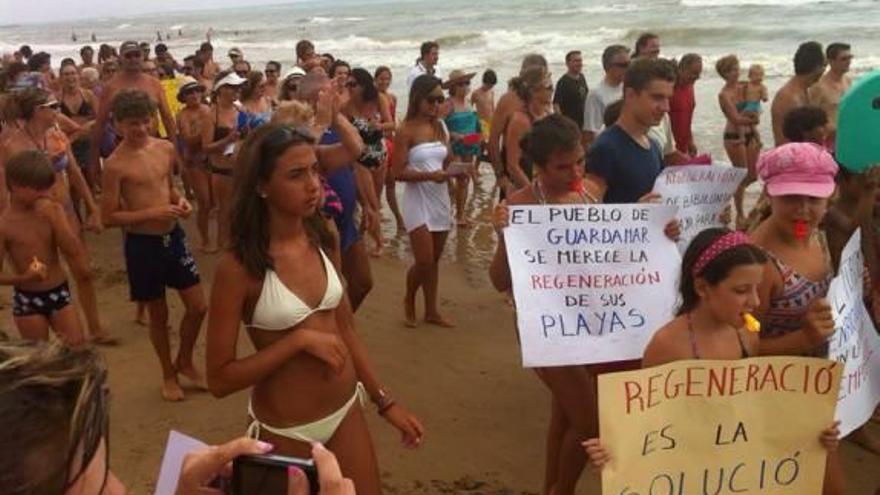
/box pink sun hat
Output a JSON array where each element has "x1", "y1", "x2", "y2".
[{"x1": 757, "y1": 142, "x2": 839, "y2": 198}]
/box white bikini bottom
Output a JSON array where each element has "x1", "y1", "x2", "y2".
[{"x1": 246, "y1": 382, "x2": 365, "y2": 444}]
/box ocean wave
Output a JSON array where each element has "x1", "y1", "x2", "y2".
[
  {"x1": 547, "y1": 4, "x2": 639, "y2": 15},
  {"x1": 681, "y1": 0, "x2": 850, "y2": 6},
  {"x1": 308, "y1": 16, "x2": 334, "y2": 24},
  {"x1": 115, "y1": 23, "x2": 132, "y2": 30}
]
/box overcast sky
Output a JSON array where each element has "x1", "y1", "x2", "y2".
[{"x1": 0, "y1": 0, "x2": 287, "y2": 25}]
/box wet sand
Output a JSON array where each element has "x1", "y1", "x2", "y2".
[{"x1": 1, "y1": 173, "x2": 878, "y2": 494}]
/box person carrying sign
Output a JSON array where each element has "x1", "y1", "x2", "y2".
[
  {"x1": 583, "y1": 228, "x2": 842, "y2": 494},
  {"x1": 489, "y1": 113, "x2": 681, "y2": 495}
]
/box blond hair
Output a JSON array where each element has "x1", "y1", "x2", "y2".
[
  {"x1": 271, "y1": 100, "x2": 315, "y2": 127},
  {"x1": 0, "y1": 340, "x2": 108, "y2": 495}
]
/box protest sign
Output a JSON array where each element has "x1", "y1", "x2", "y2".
[
  {"x1": 653, "y1": 165, "x2": 745, "y2": 251},
  {"x1": 826, "y1": 229, "x2": 880, "y2": 436},
  {"x1": 599, "y1": 356, "x2": 841, "y2": 495},
  {"x1": 504, "y1": 204, "x2": 680, "y2": 367}
]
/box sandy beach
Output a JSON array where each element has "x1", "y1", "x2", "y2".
[{"x1": 0, "y1": 210, "x2": 873, "y2": 494}]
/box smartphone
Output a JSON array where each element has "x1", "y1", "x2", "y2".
[{"x1": 231, "y1": 454, "x2": 319, "y2": 494}]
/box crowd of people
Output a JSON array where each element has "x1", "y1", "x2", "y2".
[{"x1": 0, "y1": 28, "x2": 878, "y2": 495}]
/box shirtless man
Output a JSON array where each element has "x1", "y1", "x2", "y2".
[
  {"x1": 0, "y1": 150, "x2": 86, "y2": 345},
  {"x1": 101, "y1": 90, "x2": 207, "y2": 401},
  {"x1": 470, "y1": 69, "x2": 496, "y2": 161},
  {"x1": 89, "y1": 40, "x2": 178, "y2": 183},
  {"x1": 771, "y1": 41, "x2": 826, "y2": 146},
  {"x1": 808, "y1": 42, "x2": 852, "y2": 146}
]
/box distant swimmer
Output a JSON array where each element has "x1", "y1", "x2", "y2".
[
  {"x1": 90, "y1": 32, "x2": 96, "y2": 42},
  {"x1": 71, "y1": 32, "x2": 77, "y2": 42},
  {"x1": 156, "y1": 31, "x2": 163, "y2": 42}
]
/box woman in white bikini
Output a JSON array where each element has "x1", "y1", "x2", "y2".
[{"x1": 206, "y1": 124, "x2": 424, "y2": 495}]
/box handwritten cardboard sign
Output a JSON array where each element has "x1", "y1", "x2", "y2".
[
  {"x1": 504, "y1": 204, "x2": 680, "y2": 367},
  {"x1": 826, "y1": 229, "x2": 880, "y2": 436},
  {"x1": 599, "y1": 357, "x2": 841, "y2": 495},
  {"x1": 652, "y1": 165, "x2": 745, "y2": 252}
]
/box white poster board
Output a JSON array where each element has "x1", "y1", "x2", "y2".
[
  {"x1": 826, "y1": 229, "x2": 880, "y2": 436},
  {"x1": 653, "y1": 165, "x2": 746, "y2": 251},
  {"x1": 504, "y1": 204, "x2": 680, "y2": 367}
]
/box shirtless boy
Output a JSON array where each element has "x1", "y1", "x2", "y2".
[
  {"x1": 470, "y1": 69, "x2": 497, "y2": 162},
  {"x1": 0, "y1": 150, "x2": 87, "y2": 345},
  {"x1": 101, "y1": 90, "x2": 207, "y2": 401},
  {"x1": 89, "y1": 40, "x2": 178, "y2": 183}
]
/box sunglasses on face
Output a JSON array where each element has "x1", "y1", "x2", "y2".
[
  {"x1": 345, "y1": 81, "x2": 360, "y2": 88},
  {"x1": 265, "y1": 69, "x2": 277, "y2": 75},
  {"x1": 235, "y1": 70, "x2": 249, "y2": 77},
  {"x1": 457, "y1": 81, "x2": 470, "y2": 87},
  {"x1": 612, "y1": 62, "x2": 630, "y2": 69},
  {"x1": 123, "y1": 52, "x2": 141, "y2": 60}
]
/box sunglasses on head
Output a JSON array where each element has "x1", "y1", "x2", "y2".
[
  {"x1": 426, "y1": 95, "x2": 446, "y2": 105},
  {"x1": 39, "y1": 101, "x2": 61, "y2": 110},
  {"x1": 264, "y1": 125, "x2": 317, "y2": 148}
]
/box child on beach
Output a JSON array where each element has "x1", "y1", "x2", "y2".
[
  {"x1": 470, "y1": 69, "x2": 497, "y2": 162},
  {"x1": 0, "y1": 150, "x2": 86, "y2": 345},
  {"x1": 582, "y1": 228, "x2": 842, "y2": 482},
  {"x1": 741, "y1": 64, "x2": 769, "y2": 121},
  {"x1": 101, "y1": 89, "x2": 207, "y2": 401}
]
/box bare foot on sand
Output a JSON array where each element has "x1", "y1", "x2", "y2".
[
  {"x1": 161, "y1": 378, "x2": 185, "y2": 402},
  {"x1": 425, "y1": 314, "x2": 455, "y2": 328},
  {"x1": 90, "y1": 331, "x2": 119, "y2": 346},
  {"x1": 404, "y1": 298, "x2": 418, "y2": 328},
  {"x1": 177, "y1": 364, "x2": 207, "y2": 390}
]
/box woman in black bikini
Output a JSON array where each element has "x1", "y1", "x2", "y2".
[
  {"x1": 202, "y1": 70, "x2": 245, "y2": 250},
  {"x1": 342, "y1": 68, "x2": 392, "y2": 256},
  {"x1": 58, "y1": 62, "x2": 98, "y2": 191},
  {"x1": 716, "y1": 55, "x2": 759, "y2": 229}
]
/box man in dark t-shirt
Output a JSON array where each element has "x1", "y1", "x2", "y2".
[
  {"x1": 586, "y1": 58, "x2": 676, "y2": 204},
  {"x1": 553, "y1": 50, "x2": 589, "y2": 129},
  {"x1": 588, "y1": 125, "x2": 663, "y2": 203}
]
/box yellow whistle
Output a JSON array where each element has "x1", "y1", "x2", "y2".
[{"x1": 743, "y1": 313, "x2": 761, "y2": 333}]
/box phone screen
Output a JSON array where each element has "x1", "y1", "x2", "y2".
[{"x1": 232, "y1": 454, "x2": 318, "y2": 495}]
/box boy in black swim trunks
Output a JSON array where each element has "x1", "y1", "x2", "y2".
[
  {"x1": 101, "y1": 89, "x2": 207, "y2": 402},
  {"x1": 0, "y1": 150, "x2": 86, "y2": 345}
]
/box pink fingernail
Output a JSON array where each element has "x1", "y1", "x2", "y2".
[
  {"x1": 257, "y1": 441, "x2": 274, "y2": 452},
  {"x1": 288, "y1": 466, "x2": 304, "y2": 478}
]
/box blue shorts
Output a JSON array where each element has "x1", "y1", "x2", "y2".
[
  {"x1": 13, "y1": 281, "x2": 72, "y2": 317},
  {"x1": 124, "y1": 224, "x2": 200, "y2": 301}
]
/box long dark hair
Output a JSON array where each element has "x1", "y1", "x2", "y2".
[
  {"x1": 519, "y1": 114, "x2": 580, "y2": 168},
  {"x1": 230, "y1": 124, "x2": 319, "y2": 278},
  {"x1": 677, "y1": 228, "x2": 768, "y2": 315},
  {"x1": 350, "y1": 68, "x2": 378, "y2": 103},
  {"x1": 405, "y1": 74, "x2": 442, "y2": 121}
]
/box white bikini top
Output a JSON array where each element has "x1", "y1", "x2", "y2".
[{"x1": 249, "y1": 249, "x2": 343, "y2": 331}]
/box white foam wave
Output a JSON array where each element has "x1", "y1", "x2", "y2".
[
  {"x1": 682, "y1": 0, "x2": 849, "y2": 6},
  {"x1": 115, "y1": 23, "x2": 132, "y2": 30},
  {"x1": 308, "y1": 16, "x2": 334, "y2": 24},
  {"x1": 169, "y1": 24, "x2": 186, "y2": 31},
  {"x1": 548, "y1": 4, "x2": 639, "y2": 15}
]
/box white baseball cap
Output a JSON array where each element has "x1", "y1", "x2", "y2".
[{"x1": 213, "y1": 71, "x2": 247, "y2": 91}]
